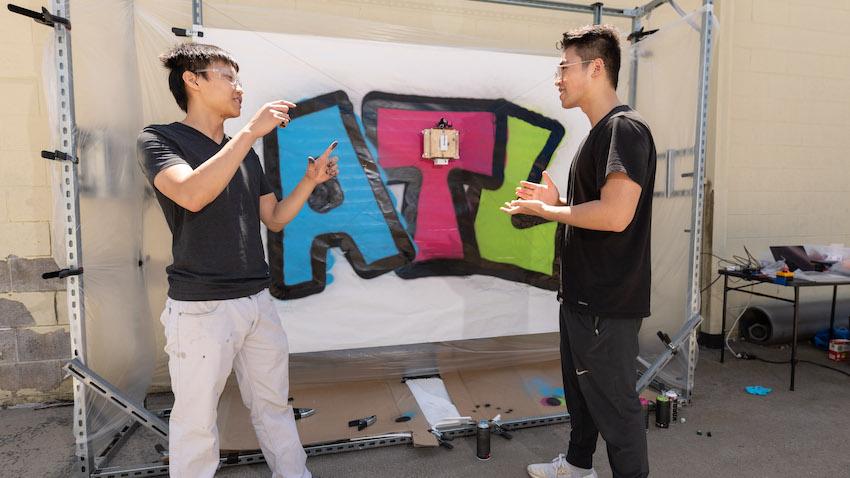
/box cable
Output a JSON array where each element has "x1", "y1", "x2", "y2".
[
  {"x1": 732, "y1": 254, "x2": 758, "y2": 269},
  {"x1": 702, "y1": 252, "x2": 747, "y2": 268},
  {"x1": 698, "y1": 253, "x2": 745, "y2": 296},
  {"x1": 743, "y1": 245, "x2": 760, "y2": 268},
  {"x1": 748, "y1": 356, "x2": 850, "y2": 379},
  {"x1": 800, "y1": 359, "x2": 850, "y2": 378},
  {"x1": 724, "y1": 285, "x2": 753, "y2": 359},
  {"x1": 700, "y1": 274, "x2": 720, "y2": 293}
]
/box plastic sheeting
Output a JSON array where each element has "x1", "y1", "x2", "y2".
[
  {"x1": 206, "y1": 26, "x2": 577, "y2": 352},
  {"x1": 44, "y1": 0, "x2": 154, "y2": 454},
  {"x1": 621, "y1": 6, "x2": 717, "y2": 388},
  {"x1": 51, "y1": 0, "x2": 713, "y2": 456}
]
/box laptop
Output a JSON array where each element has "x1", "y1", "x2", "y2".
[{"x1": 769, "y1": 245, "x2": 815, "y2": 272}]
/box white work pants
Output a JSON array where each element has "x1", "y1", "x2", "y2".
[{"x1": 160, "y1": 289, "x2": 310, "y2": 478}]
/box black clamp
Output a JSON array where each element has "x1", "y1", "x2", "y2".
[
  {"x1": 7, "y1": 4, "x2": 70, "y2": 29},
  {"x1": 41, "y1": 150, "x2": 78, "y2": 165},
  {"x1": 153, "y1": 443, "x2": 168, "y2": 462},
  {"x1": 293, "y1": 407, "x2": 315, "y2": 420},
  {"x1": 42, "y1": 267, "x2": 83, "y2": 280},
  {"x1": 171, "y1": 26, "x2": 204, "y2": 38},
  {"x1": 429, "y1": 430, "x2": 454, "y2": 450},
  {"x1": 492, "y1": 423, "x2": 513, "y2": 440},
  {"x1": 347, "y1": 414, "x2": 376, "y2": 431},
  {"x1": 657, "y1": 331, "x2": 677, "y2": 354},
  {"x1": 627, "y1": 27, "x2": 659, "y2": 44}
]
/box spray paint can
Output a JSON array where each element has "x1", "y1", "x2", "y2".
[
  {"x1": 664, "y1": 390, "x2": 679, "y2": 422},
  {"x1": 476, "y1": 420, "x2": 491, "y2": 460},
  {"x1": 639, "y1": 398, "x2": 650, "y2": 432},
  {"x1": 655, "y1": 395, "x2": 671, "y2": 429}
]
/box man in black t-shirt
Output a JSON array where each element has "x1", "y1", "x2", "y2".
[
  {"x1": 138, "y1": 43, "x2": 338, "y2": 478},
  {"x1": 503, "y1": 25, "x2": 655, "y2": 478}
]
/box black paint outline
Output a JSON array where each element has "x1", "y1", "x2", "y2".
[{"x1": 263, "y1": 90, "x2": 416, "y2": 299}]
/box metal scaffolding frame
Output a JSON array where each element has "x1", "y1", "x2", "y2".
[{"x1": 10, "y1": 0, "x2": 714, "y2": 475}]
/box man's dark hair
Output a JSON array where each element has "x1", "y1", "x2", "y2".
[
  {"x1": 558, "y1": 24, "x2": 621, "y2": 89},
  {"x1": 159, "y1": 43, "x2": 240, "y2": 112}
]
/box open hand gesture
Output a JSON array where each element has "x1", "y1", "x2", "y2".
[{"x1": 514, "y1": 171, "x2": 561, "y2": 206}]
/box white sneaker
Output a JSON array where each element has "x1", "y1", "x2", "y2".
[{"x1": 527, "y1": 453, "x2": 599, "y2": 478}]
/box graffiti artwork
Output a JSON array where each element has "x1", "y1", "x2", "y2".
[{"x1": 264, "y1": 90, "x2": 565, "y2": 300}]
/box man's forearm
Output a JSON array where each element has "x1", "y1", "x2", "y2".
[
  {"x1": 542, "y1": 200, "x2": 625, "y2": 232},
  {"x1": 270, "y1": 177, "x2": 317, "y2": 227}
]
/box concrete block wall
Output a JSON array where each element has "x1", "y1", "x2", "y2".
[
  {"x1": 705, "y1": 0, "x2": 850, "y2": 333},
  {"x1": 0, "y1": 1, "x2": 70, "y2": 405}
]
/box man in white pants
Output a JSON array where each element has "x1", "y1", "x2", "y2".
[{"x1": 138, "y1": 42, "x2": 338, "y2": 477}]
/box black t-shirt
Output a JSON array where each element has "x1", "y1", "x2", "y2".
[
  {"x1": 137, "y1": 122, "x2": 275, "y2": 301},
  {"x1": 559, "y1": 105, "x2": 656, "y2": 319}
]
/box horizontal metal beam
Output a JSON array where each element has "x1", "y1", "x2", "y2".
[
  {"x1": 436, "y1": 412, "x2": 570, "y2": 439},
  {"x1": 92, "y1": 435, "x2": 415, "y2": 477},
  {"x1": 638, "y1": 0, "x2": 671, "y2": 16},
  {"x1": 470, "y1": 0, "x2": 638, "y2": 18},
  {"x1": 640, "y1": 0, "x2": 700, "y2": 31},
  {"x1": 91, "y1": 412, "x2": 573, "y2": 477}
]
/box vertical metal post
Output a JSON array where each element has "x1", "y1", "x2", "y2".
[
  {"x1": 719, "y1": 274, "x2": 728, "y2": 363},
  {"x1": 192, "y1": 0, "x2": 203, "y2": 34},
  {"x1": 790, "y1": 287, "x2": 799, "y2": 391},
  {"x1": 685, "y1": 0, "x2": 714, "y2": 398},
  {"x1": 591, "y1": 2, "x2": 603, "y2": 24},
  {"x1": 828, "y1": 285, "x2": 837, "y2": 342},
  {"x1": 47, "y1": 1, "x2": 91, "y2": 476},
  {"x1": 628, "y1": 14, "x2": 642, "y2": 108}
]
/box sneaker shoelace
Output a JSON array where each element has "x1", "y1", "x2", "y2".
[{"x1": 551, "y1": 453, "x2": 570, "y2": 477}]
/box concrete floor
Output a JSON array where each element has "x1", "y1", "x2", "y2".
[{"x1": 2, "y1": 343, "x2": 850, "y2": 478}]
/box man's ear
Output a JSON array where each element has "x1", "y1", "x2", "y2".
[
  {"x1": 182, "y1": 70, "x2": 200, "y2": 91},
  {"x1": 591, "y1": 58, "x2": 605, "y2": 79}
]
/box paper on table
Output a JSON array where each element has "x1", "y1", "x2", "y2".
[{"x1": 794, "y1": 271, "x2": 850, "y2": 283}]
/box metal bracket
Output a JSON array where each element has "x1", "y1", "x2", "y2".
[
  {"x1": 637, "y1": 314, "x2": 703, "y2": 393},
  {"x1": 7, "y1": 3, "x2": 70, "y2": 29},
  {"x1": 95, "y1": 419, "x2": 140, "y2": 469},
  {"x1": 64, "y1": 359, "x2": 169, "y2": 439}
]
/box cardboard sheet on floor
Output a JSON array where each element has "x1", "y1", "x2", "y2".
[
  {"x1": 217, "y1": 375, "x2": 438, "y2": 450},
  {"x1": 441, "y1": 360, "x2": 566, "y2": 422},
  {"x1": 217, "y1": 360, "x2": 565, "y2": 451}
]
